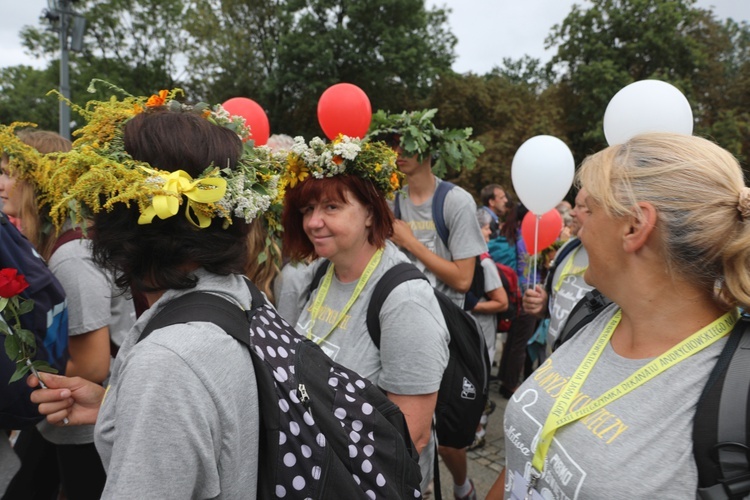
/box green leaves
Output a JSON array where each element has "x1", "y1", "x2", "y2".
[
  {"x1": 4, "y1": 333, "x2": 21, "y2": 361},
  {"x1": 369, "y1": 108, "x2": 484, "y2": 179},
  {"x1": 544, "y1": 0, "x2": 750, "y2": 171},
  {"x1": 16, "y1": 298, "x2": 34, "y2": 316},
  {"x1": 8, "y1": 363, "x2": 31, "y2": 384},
  {"x1": 0, "y1": 279, "x2": 51, "y2": 384}
]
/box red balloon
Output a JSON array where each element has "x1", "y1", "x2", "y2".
[
  {"x1": 521, "y1": 209, "x2": 563, "y2": 255},
  {"x1": 317, "y1": 83, "x2": 372, "y2": 140},
  {"x1": 222, "y1": 97, "x2": 270, "y2": 146}
]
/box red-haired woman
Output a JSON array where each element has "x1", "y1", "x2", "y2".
[{"x1": 281, "y1": 136, "x2": 449, "y2": 493}]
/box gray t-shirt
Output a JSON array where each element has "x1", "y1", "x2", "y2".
[
  {"x1": 38, "y1": 239, "x2": 136, "y2": 445},
  {"x1": 274, "y1": 258, "x2": 322, "y2": 326},
  {"x1": 469, "y1": 256, "x2": 503, "y2": 351},
  {"x1": 547, "y1": 241, "x2": 592, "y2": 347},
  {"x1": 395, "y1": 179, "x2": 487, "y2": 307},
  {"x1": 49, "y1": 239, "x2": 135, "y2": 344},
  {"x1": 295, "y1": 241, "x2": 449, "y2": 394},
  {"x1": 294, "y1": 241, "x2": 449, "y2": 492},
  {"x1": 503, "y1": 303, "x2": 728, "y2": 499},
  {"x1": 95, "y1": 269, "x2": 259, "y2": 499}
]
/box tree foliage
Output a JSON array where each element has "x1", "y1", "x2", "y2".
[
  {"x1": 423, "y1": 68, "x2": 565, "y2": 200},
  {"x1": 1, "y1": 0, "x2": 189, "y2": 134},
  {"x1": 0, "y1": 66, "x2": 61, "y2": 130},
  {"x1": 0, "y1": 0, "x2": 747, "y2": 185},
  {"x1": 183, "y1": 0, "x2": 457, "y2": 138},
  {"x1": 546, "y1": 0, "x2": 750, "y2": 170}
]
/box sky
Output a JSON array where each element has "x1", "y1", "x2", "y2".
[{"x1": 0, "y1": 0, "x2": 748, "y2": 75}]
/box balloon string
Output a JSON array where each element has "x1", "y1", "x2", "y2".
[{"x1": 532, "y1": 214, "x2": 540, "y2": 290}]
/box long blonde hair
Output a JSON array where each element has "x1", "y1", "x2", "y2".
[
  {"x1": 244, "y1": 219, "x2": 281, "y2": 305},
  {"x1": 5, "y1": 130, "x2": 72, "y2": 259},
  {"x1": 577, "y1": 133, "x2": 750, "y2": 309}
]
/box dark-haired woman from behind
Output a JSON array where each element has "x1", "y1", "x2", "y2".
[{"x1": 25, "y1": 89, "x2": 281, "y2": 499}]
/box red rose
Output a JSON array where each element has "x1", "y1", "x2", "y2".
[{"x1": 0, "y1": 268, "x2": 29, "y2": 298}]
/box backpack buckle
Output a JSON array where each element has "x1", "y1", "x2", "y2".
[
  {"x1": 711, "y1": 442, "x2": 750, "y2": 497},
  {"x1": 720, "y1": 472, "x2": 750, "y2": 497}
]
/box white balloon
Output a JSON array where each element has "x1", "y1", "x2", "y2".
[
  {"x1": 603, "y1": 80, "x2": 693, "y2": 146},
  {"x1": 511, "y1": 135, "x2": 575, "y2": 215}
]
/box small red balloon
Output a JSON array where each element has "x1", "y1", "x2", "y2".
[
  {"x1": 222, "y1": 97, "x2": 270, "y2": 146},
  {"x1": 317, "y1": 83, "x2": 372, "y2": 140},
  {"x1": 521, "y1": 209, "x2": 563, "y2": 255}
]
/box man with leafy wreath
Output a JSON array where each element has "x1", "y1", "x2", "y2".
[{"x1": 368, "y1": 109, "x2": 485, "y2": 500}]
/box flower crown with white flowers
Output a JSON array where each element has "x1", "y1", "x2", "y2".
[
  {"x1": 282, "y1": 135, "x2": 403, "y2": 199},
  {"x1": 0, "y1": 80, "x2": 283, "y2": 233}
]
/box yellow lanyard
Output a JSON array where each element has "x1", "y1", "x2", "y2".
[
  {"x1": 308, "y1": 248, "x2": 384, "y2": 345},
  {"x1": 553, "y1": 245, "x2": 587, "y2": 293},
  {"x1": 531, "y1": 307, "x2": 739, "y2": 473}
]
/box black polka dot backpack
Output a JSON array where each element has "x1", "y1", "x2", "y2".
[{"x1": 138, "y1": 278, "x2": 424, "y2": 499}]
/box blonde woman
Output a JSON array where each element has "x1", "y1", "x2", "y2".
[
  {"x1": 1, "y1": 129, "x2": 135, "y2": 499},
  {"x1": 491, "y1": 133, "x2": 750, "y2": 499}
]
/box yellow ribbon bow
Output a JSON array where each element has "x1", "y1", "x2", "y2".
[{"x1": 138, "y1": 167, "x2": 227, "y2": 228}]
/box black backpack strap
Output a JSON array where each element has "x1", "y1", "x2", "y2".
[
  {"x1": 306, "y1": 260, "x2": 331, "y2": 301},
  {"x1": 463, "y1": 255, "x2": 485, "y2": 312},
  {"x1": 553, "y1": 289, "x2": 612, "y2": 351},
  {"x1": 365, "y1": 262, "x2": 428, "y2": 348},
  {"x1": 394, "y1": 192, "x2": 402, "y2": 220},
  {"x1": 696, "y1": 317, "x2": 750, "y2": 499},
  {"x1": 544, "y1": 237, "x2": 582, "y2": 301},
  {"x1": 137, "y1": 279, "x2": 266, "y2": 348}
]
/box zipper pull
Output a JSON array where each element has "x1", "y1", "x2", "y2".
[
  {"x1": 526, "y1": 469, "x2": 541, "y2": 500},
  {"x1": 298, "y1": 383, "x2": 310, "y2": 409}
]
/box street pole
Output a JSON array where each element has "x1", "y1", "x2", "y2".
[
  {"x1": 44, "y1": 0, "x2": 84, "y2": 141},
  {"x1": 59, "y1": 0, "x2": 70, "y2": 140}
]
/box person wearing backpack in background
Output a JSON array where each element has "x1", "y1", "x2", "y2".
[
  {"x1": 487, "y1": 193, "x2": 518, "y2": 272},
  {"x1": 494, "y1": 200, "x2": 541, "y2": 400},
  {"x1": 0, "y1": 128, "x2": 136, "y2": 500},
  {"x1": 282, "y1": 135, "x2": 449, "y2": 495},
  {"x1": 487, "y1": 133, "x2": 750, "y2": 499},
  {"x1": 23, "y1": 89, "x2": 275, "y2": 498},
  {"x1": 466, "y1": 208, "x2": 509, "y2": 452},
  {"x1": 480, "y1": 184, "x2": 524, "y2": 341},
  {"x1": 523, "y1": 188, "x2": 595, "y2": 352},
  {"x1": 479, "y1": 184, "x2": 509, "y2": 239},
  {"x1": 369, "y1": 109, "x2": 486, "y2": 500},
  {"x1": 469, "y1": 209, "x2": 509, "y2": 370}
]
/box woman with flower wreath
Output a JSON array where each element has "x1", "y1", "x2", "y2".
[
  {"x1": 0, "y1": 128, "x2": 135, "y2": 500},
  {"x1": 280, "y1": 135, "x2": 450, "y2": 493},
  {"x1": 24, "y1": 85, "x2": 281, "y2": 498}
]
